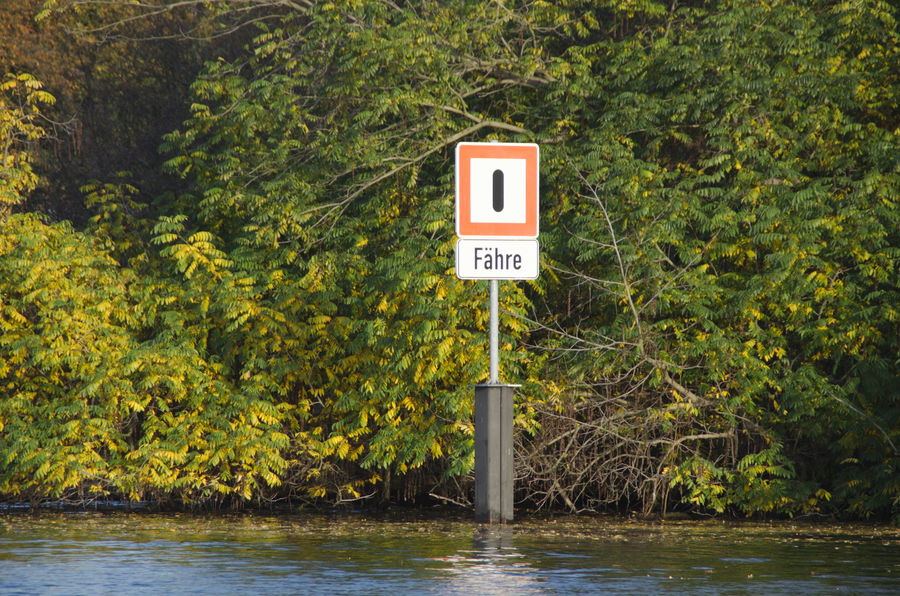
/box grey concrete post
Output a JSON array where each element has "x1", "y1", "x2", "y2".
[{"x1": 474, "y1": 383, "x2": 514, "y2": 523}]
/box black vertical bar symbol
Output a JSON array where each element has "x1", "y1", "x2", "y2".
[{"x1": 492, "y1": 169, "x2": 504, "y2": 212}]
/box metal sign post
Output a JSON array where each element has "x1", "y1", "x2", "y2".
[
  {"x1": 455, "y1": 141, "x2": 539, "y2": 524},
  {"x1": 489, "y1": 279, "x2": 499, "y2": 384}
]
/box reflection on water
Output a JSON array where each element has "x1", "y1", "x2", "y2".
[
  {"x1": 434, "y1": 527, "x2": 546, "y2": 595},
  {"x1": 0, "y1": 512, "x2": 897, "y2": 595}
]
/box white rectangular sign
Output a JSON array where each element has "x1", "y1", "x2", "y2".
[{"x1": 455, "y1": 239, "x2": 539, "y2": 280}]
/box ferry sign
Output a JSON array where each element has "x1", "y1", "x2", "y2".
[{"x1": 455, "y1": 142, "x2": 539, "y2": 239}]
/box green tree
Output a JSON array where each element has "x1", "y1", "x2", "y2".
[
  {"x1": 0, "y1": 211, "x2": 293, "y2": 504},
  {"x1": 1, "y1": 77, "x2": 291, "y2": 505},
  {"x1": 0, "y1": 73, "x2": 52, "y2": 216},
  {"x1": 157, "y1": 1, "x2": 546, "y2": 500},
  {"x1": 526, "y1": 0, "x2": 898, "y2": 517},
  {"x1": 4, "y1": 0, "x2": 895, "y2": 517}
]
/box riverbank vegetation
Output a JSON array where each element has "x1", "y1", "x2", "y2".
[{"x1": 1, "y1": 0, "x2": 897, "y2": 520}]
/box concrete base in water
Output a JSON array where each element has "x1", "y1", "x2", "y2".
[{"x1": 474, "y1": 384, "x2": 514, "y2": 523}]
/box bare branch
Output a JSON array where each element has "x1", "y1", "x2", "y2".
[{"x1": 302, "y1": 119, "x2": 531, "y2": 229}]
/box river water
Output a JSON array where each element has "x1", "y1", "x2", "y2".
[{"x1": 0, "y1": 511, "x2": 896, "y2": 595}]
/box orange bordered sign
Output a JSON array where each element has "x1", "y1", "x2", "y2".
[{"x1": 455, "y1": 142, "x2": 539, "y2": 239}]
